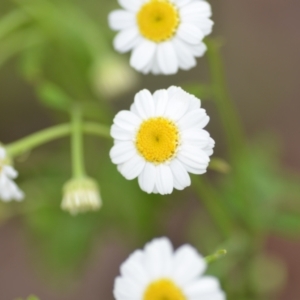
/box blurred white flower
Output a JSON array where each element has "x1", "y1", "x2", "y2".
[
  {"x1": 61, "y1": 177, "x2": 102, "y2": 215},
  {"x1": 114, "y1": 237, "x2": 226, "y2": 300},
  {"x1": 0, "y1": 146, "x2": 24, "y2": 202},
  {"x1": 91, "y1": 55, "x2": 138, "y2": 99},
  {"x1": 108, "y1": 0, "x2": 213, "y2": 75},
  {"x1": 110, "y1": 86, "x2": 215, "y2": 195}
]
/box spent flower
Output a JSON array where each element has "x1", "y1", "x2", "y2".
[
  {"x1": 0, "y1": 146, "x2": 24, "y2": 202},
  {"x1": 114, "y1": 237, "x2": 226, "y2": 300},
  {"x1": 110, "y1": 86, "x2": 215, "y2": 195},
  {"x1": 108, "y1": 0, "x2": 213, "y2": 75}
]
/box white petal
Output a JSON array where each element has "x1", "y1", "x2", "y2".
[
  {"x1": 203, "y1": 137, "x2": 215, "y2": 156},
  {"x1": 190, "y1": 42, "x2": 207, "y2": 57},
  {"x1": 172, "y1": 38, "x2": 196, "y2": 71},
  {"x1": 144, "y1": 237, "x2": 173, "y2": 279},
  {"x1": 169, "y1": 159, "x2": 191, "y2": 190},
  {"x1": 118, "y1": 0, "x2": 141, "y2": 12},
  {"x1": 119, "y1": 155, "x2": 145, "y2": 180},
  {"x1": 120, "y1": 250, "x2": 149, "y2": 286},
  {"x1": 111, "y1": 124, "x2": 133, "y2": 141},
  {"x1": 114, "y1": 276, "x2": 142, "y2": 299},
  {"x1": 138, "y1": 163, "x2": 156, "y2": 193},
  {"x1": 153, "y1": 89, "x2": 169, "y2": 116},
  {"x1": 134, "y1": 89, "x2": 155, "y2": 118},
  {"x1": 180, "y1": 1, "x2": 212, "y2": 19},
  {"x1": 177, "y1": 146, "x2": 210, "y2": 174},
  {"x1": 177, "y1": 23, "x2": 204, "y2": 45},
  {"x1": 172, "y1": 0, "x2": 193, "y2": 7},
  {"x1": 155, "y1": 165, "x2": 173, "y2": 195},
  {"x1": 108, "y1": 10, "x2": 135, "y2": 31},
  {"x1": 3, "y1": 165, "x2": 18, "y2": 179},
  {"x1": 156, "y1": 42, "x2": 178, "y2": 75},
  {"x1": 172, "y1": 244, "x2": 206, "y2": 286},
  {"x1": 114, "y1": 110, "x2": 142, "y2": 131},
  {"x1": 114, "y1": 27, "x2": 140, "y2": 53},
  {"x1": 184, "y1": 276, "x2": 222, "y2": 297},
  {"x1": 130, "y1": 40, "x2": 157, "y2": 72},
  {"x1": 0, "y1": 147, "x2": 6, "y2": 159},
  {"x1": 110, "y1": 142, "x2": 136, "y2": 164},
  {"x1": 181, "y1": 128, "x2": 210, "y2": 147},
  {"x1": 164, "y1": 86, "x2": 191, "y2": 121},
  {"x1": 178, "y1": 109, "x2": 209, "y2": 131}
]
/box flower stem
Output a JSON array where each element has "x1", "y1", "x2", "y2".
[
  {"x1": 5, "y1": 122, "x2": 111, "y2": 157},
  {"x1": 192, "y1": 176, "x2": 234, "y2": 239},
  {"x1": 206, "y1": 38, "x2": 246, "y2": 161},
  {"x1": 71, "y1": 104, "x2": 85, "y2": 178},
  {"x1": 205, "y1": 249, "x2": 227, "y2": 264}
]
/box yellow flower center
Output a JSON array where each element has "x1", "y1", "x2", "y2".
[
  {"x1": 137, "y1": 0, "x2": 180, "y2": 42},
  {"x1": 143, "y1": 279, "x2": 186, "y2": 300},
  {"x1": 136, "y1": 117, "x2": 179, "y2": 164}
]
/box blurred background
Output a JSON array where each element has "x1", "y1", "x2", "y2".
[{"x1": 0, "y1": 0, "x2": 299, "y2": 299}]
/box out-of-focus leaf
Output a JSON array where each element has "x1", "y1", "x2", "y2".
[
  {"x1": 209, "y1": 157, "x2": 231, "y2": 174},
  {"x1": 19, "y1": 44, "x2": 45, "y2": 82},
  {"x1": 273, "y1": 213, "x2": 300, "y2": 237},
  {"x1": 0, "y1": 28, "x2": 43, "y2": 68},
  {"x1": 182, "y1": 83, "x2": 213, "y2": 100},
  {"x1": 36, "y1": 81, "x2": 72, "y2": 112},
  {"x1": 248, "y1": 254, "x2": 287, "y2": 296},
  {"x1": 219, "y1": 137, "x2": 300, "y2": 234},
  {"x1": 0, "y1": 10, "x2": 29, "y2": 41},
  {"x1": 16, "y1": 296, "x2": 40, "y2": 300}
]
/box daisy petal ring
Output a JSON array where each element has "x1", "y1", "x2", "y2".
[
  {"x1": 114, "y1": 237, "x2": 226, "y2": 300},
  {"x1": 109, "y1": 86, "x2": 215, "y2": 195},
  {"x1": 108, "y1": 0, "x2": 214, "y2": 75}
]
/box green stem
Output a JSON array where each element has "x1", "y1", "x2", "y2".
[
  {"x1": 205, "y1": 249, "x2": 227, "y2": 264},
  {"x1": 71, "y1": 104, "x2": 85, "y2": 178},
  {"x1": 192, "y1": 175, "x2": 234, "y2": 239},
  {"x1": 5, "y1": 122, "x2": 111, "y2": 157},
  {"x1": 206, "y1": 38, "x2": 246, "y2": 161}
]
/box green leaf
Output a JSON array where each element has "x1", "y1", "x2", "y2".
[
  {"x1": 273, "y1": 213, "x2": 300, "y2": 237},
  {"x1": 36, "y1": 81, "x2": 72, "y2": 112},
  {"x1": 0, "y1": 10, "x2": 29, "y2": 41}
]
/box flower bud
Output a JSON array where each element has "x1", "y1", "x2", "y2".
[
  {"x1": 61, "y1": 177, "x2": 102, "y2": 215},
  {"x1": 91, "y1": 55, "x2": 138, "y2": 99}
]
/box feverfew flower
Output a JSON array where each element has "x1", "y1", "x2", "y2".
[
  {"x1": 108, "y1": 0, "x2": 213, "y2": 75},
  {"x1": 110, "y1": 86, "x2": 215, "y2": 195},
  {"x1": 61, "y1": 177, "x2": 102, "y2": 215},
  {"x1": 114, "y1": 237, "x2": 226, "y2": 300},
  {"x1": 0, "y1": 146, "x2": 24, "y2": 202}
]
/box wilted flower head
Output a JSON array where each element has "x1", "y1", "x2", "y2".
[
  {"x1": 61, "y1": 177, "x2": 102, "y2": 215},
  {"x1": 108, "y1": 0, "x2": 214, "y2": 75},
  {"x1": 0, "y1": 146, "x2": 24, "y2": 202},
  {"x1": 114, "y1": 237, "x2": 226, "y2": 300},
  {"x1": 91, "y1": 55, "x2": 138, "y2": 98},
  {"x1": 110, "y1": 86, "x2": 215, "y2": 195}
]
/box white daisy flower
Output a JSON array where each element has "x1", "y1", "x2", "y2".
[
  {"x1": 108, "y1": 0, "x2": 214, "y2": 75},
  {"x1": 114, "y1": 237, "x2": 226, "y2": 300},
  {"x1": 110, "y1": 86, "x2": 215, "y2": 195},
  {"x1": 0, "y1": 146, "x2": 24, "y2": 202}
]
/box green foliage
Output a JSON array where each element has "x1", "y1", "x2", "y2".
[
  {"x1": 36, "y1": 81, "x2": 73, "y2": 112},
  {"x1": 16, "y1": 296, "x2": 40, "y2": 300}
]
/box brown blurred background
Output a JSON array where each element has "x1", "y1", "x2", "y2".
[{"x1": 0, "y1": 0, "x2": 299, "y2": 299}]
